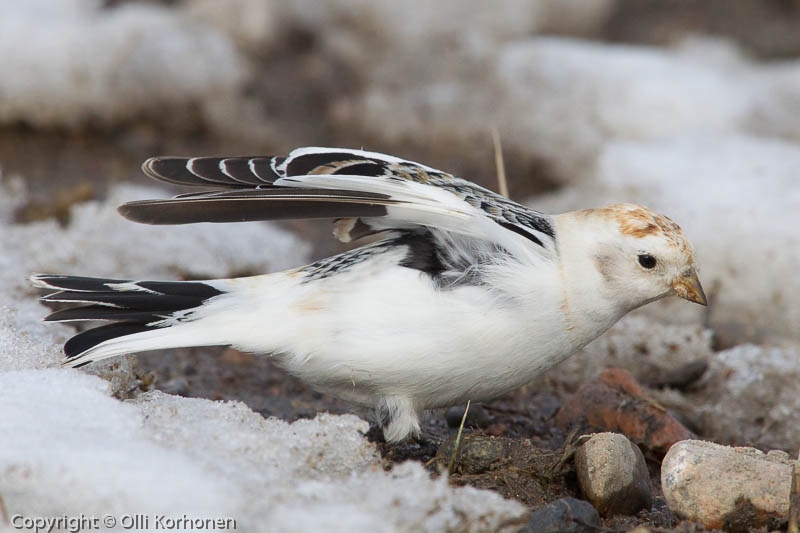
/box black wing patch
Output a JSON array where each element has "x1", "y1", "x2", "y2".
[
  {"x1": 298, "y1": 231, "x2": 446, "y2": 283},
  {"x1": 285, "y1": 152, "x2": 382, "y2": 177}
]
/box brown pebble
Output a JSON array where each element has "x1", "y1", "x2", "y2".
[
  {"x1": 555, "y1": 368, "x2": 694, "y2": 455},
  {"x1": 485, "y1": 423, "x2": 506, "y2": 437}
]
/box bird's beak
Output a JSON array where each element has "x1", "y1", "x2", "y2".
[{"x1": 672, "y1": 267, "x2": 707, "y2": 306}]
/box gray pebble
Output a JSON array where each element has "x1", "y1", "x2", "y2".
[
  {"x1": 445, "y1": 403, "x2": 489, "y2": 428},
  {"x1": 574, "y1": 432, "x2": 653, "y2": 516},
  {"x1": 523, "y1": 497, "x2": 600, "y2": 533}
]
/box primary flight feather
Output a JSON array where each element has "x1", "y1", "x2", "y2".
[{"x1": 32, "y1": 147, "x2": 706, "y2": 442}]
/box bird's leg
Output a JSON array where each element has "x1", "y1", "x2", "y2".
[{"x1": 376, "y1": 395, "x2": 421, "y2": 443}]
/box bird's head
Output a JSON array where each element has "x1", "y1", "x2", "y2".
[{"x1": 557, "y1": 203, "x2": 706, "y2": 313}]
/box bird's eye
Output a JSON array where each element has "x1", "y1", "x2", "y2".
[{"x1": 638, "y1": 254, "x2": 657, "y2": 269}]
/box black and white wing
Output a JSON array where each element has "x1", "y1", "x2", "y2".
[{"x1": 121, "y1": 147, "x2": 557, "y2": 259}]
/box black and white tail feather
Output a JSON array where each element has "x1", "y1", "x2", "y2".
[
  {"x1": 33, "y1": 147, "x2": 556, "y2": 371},
  {"x1": 31, "y1": 274, "x2": 227, "y2": 367}
]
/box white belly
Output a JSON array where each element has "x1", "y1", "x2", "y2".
[{"x1": 211, "y1": 259, "x2": 583, "y2": 410}]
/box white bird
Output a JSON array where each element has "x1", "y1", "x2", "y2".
[{"x1": 32, "y1": 147, "x2": 706, "y2": 442}]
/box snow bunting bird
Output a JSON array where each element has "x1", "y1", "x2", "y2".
[{"x1": 32, "y1": 147, "x2": 706, "y2": 442}]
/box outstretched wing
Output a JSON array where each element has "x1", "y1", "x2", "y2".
[{"x1": 121, "y1": 147, "x2": 557, "y2": 258}]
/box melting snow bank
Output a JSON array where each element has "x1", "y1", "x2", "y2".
[
  {"x1": 0, "y1": 0, "x2": 243, "y2": 129},
  {"x1": 0, "y1": 371, "x2": 526, "y2": 531}
]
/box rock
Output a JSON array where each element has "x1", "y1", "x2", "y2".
[
  {"x1": 790, "y1": 456, "x2": 800, "y2": 533},
  {"x1": 523, "y1": 497, "x2": 600, "y2": 533},
  {"x1": 574, "y1": 432, "x2": 653, "y2": 516},
  {"x1": 445, "y1": 403, "x2": 490, "y2": 429},
  {"x1": 649, "y1": 360, "x2": 708, "y2": 390},
  {"x1": 436, "y1": 434, "x2": 505, "y2": 474},
  {"x1": 662, "y1": 440, "x2": 793, "y2": 531},
  {"x1": 555, "y1": 368, "x2": 694, "y2": 454},
  {"x1": 485, "y1": 423, "x2": 506, "y2": 437}
]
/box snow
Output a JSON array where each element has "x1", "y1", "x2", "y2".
[
  {"x1": 0, "y1": 372, "x2": 525, "y2": 532},
  {"x1": 0, "y1": 0, "x2": 614, "y2": 139},
  {"x1": 496, "y1": 38, "x2": 754, "y2": 180},
  {"x1": 343, "y1": 35, "x2": 800, "y2": 192},
  {"x1": 337, "y1": 37, "x2": 755, "y2": 181},
  {"x1": 0, "y1": 1, "x2": 244, "y2": 129},
  {"x1": 749, "y1": 59, "x2": 800, "y2": 141},
  {"x1": 15, "y1": 184, "x2": 310, "y2": 282},
  {"x1": 185, "y1": 0, "x2": 280, "y2": 52},
  {"x1": 699, "y1": 344, "x2": 800, "y2": 450},
  {"x1": 1, "y1": 370, "x2": 240, "y2": 521}
]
